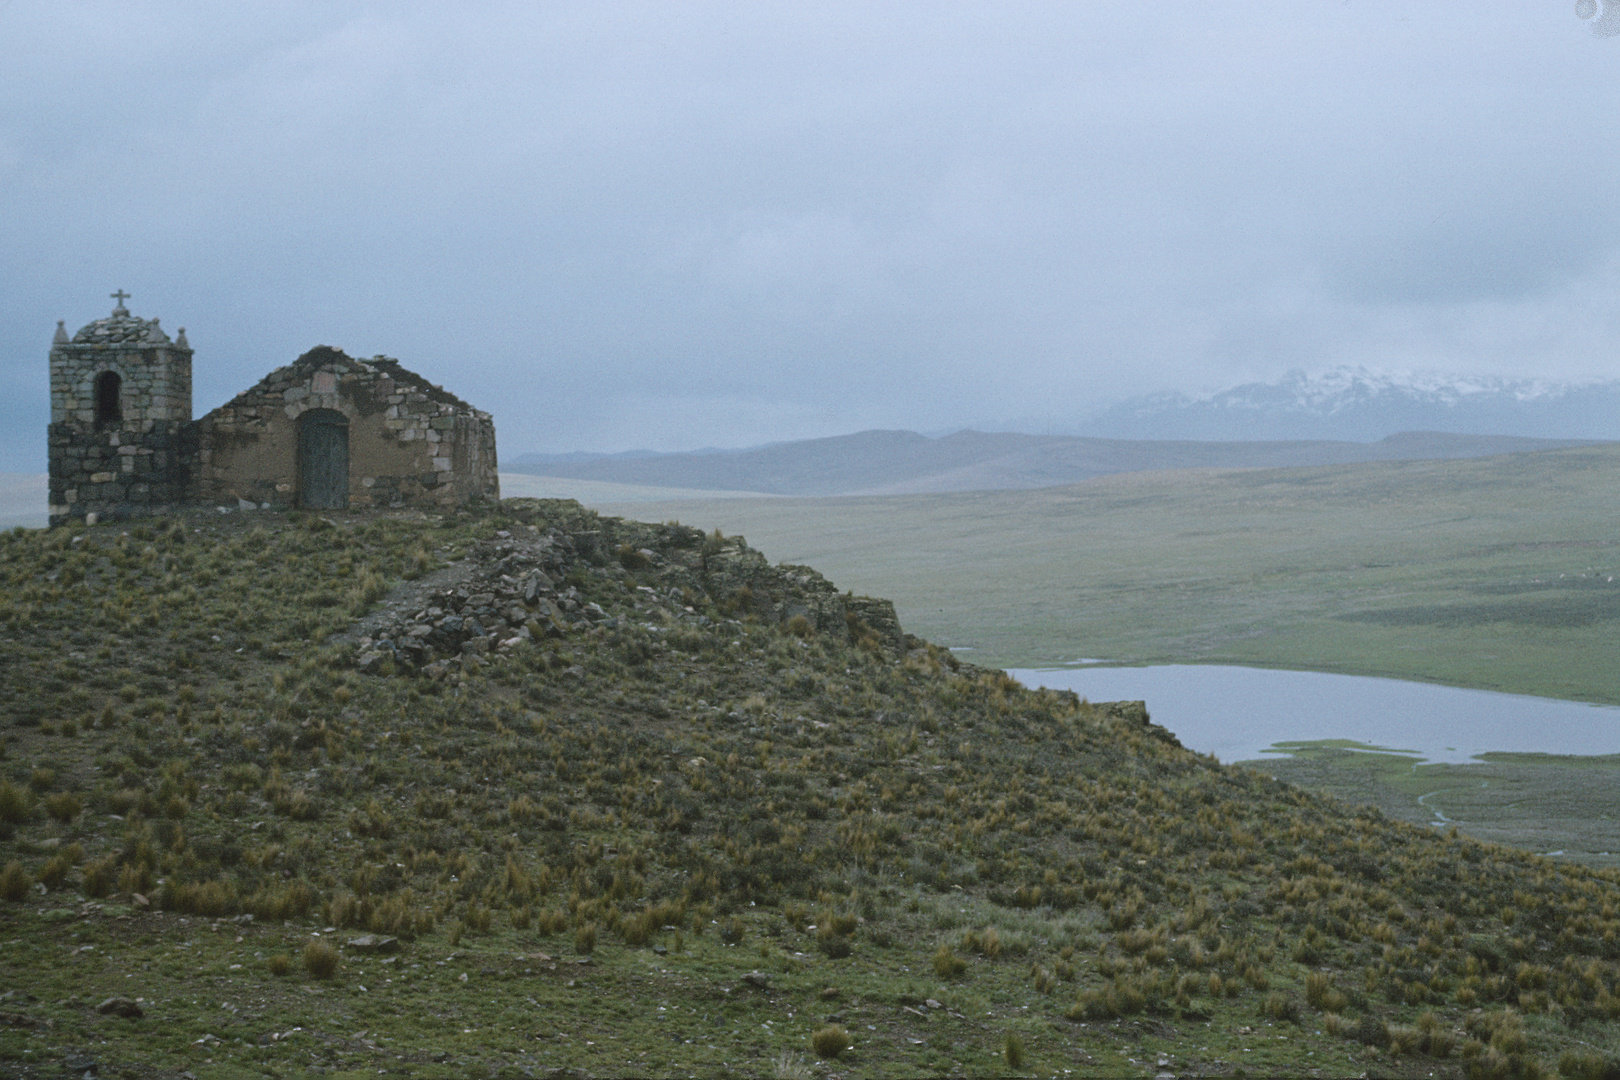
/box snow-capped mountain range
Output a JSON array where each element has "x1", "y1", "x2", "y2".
[{"x1": 1081, "y1": 367, "x2": 1620, "y2": 442}]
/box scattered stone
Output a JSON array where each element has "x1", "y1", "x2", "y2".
[
  {"x1": 344, "y1": 934, "x2": 399, "y2": 955},
  {"x1": 0, "y1": 1011, "x2": 39, "y2": 1029},
  {"x1": 355, "y1": 651, "x2": 388, "y2": 674},
  {"x1": 652, "y1": 945, "x2": 668, "y2": 955},
  {"x1": 523, "y1": 572, "x2": 553, "y2": 602},
  {"x1": 130, "y1": 893, "x2": 149, "y2": 909},
  {"x1": 62, "y1": 1050, "x2": 98, "y2": 1075},
  {"x1": 742, "y1": 971, "x2": 771, "y2": 990},
  {"x1": 96, "y1": 997, "x2": 143, "y2": 1019},
  {"x1": 924, "y1": 998, "x2": 943, "y2": 1010}
]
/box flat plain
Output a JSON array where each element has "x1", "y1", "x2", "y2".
[{"x1": 590, "y1": 443, "x2": 1620, "y2": 705}]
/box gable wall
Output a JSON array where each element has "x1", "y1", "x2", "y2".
[{"x1": 190, "y1": 353, "x2": 498, "y2": 511}]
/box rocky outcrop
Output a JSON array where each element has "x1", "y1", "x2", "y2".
[
  {"x1": 1095, "y1": 700, "x2": 1182, "y2": 748},
  {"x1": 352, "y1": 499, "x2": 909, "y2": 676}
]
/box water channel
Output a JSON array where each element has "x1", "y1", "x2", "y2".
[{"x1": 1006, "y1": 664, "x2": 1620, "y2": 764}]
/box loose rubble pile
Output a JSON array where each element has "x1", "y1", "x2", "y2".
[
  {"x1": 352, "y1": 500, "x2": 907, "y2": 678},
  {"x1": 354, "y1": 524, "x2": 612, "y2": 678}
]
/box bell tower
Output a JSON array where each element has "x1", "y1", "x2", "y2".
[{"x1": 48, "y1": 291, "x2": 194, "y2": 525}]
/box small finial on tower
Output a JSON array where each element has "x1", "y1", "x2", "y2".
[
  {"x1": 53, "y1": 320, "x2": 68, "y2": 345},
  {"x1": 110, "y1": 288, "x2": 130, "y2": 315},
  {"x1": 176, "y1": 327, "x2": 189, "y2": 349}
]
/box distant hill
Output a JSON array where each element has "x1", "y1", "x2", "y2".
[
  {"x1": 506, "y1": 428, "x2": 1606, "y2": 496},
  {"x1": 0, "y1": 473, "x2": 45, "y2": 530},
  {"x1": 1081, "y1": 367, "x2": 1620, "y2": 442}
]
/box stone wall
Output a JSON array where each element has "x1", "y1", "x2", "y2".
[
  {"x1": 190, "y1": 346, "x2": 499, "y2": 511},
  {"x1": 47, "y1": 314, "x2": 193, "y2": 526},
  {"x1": 47, "y1": 419, "x2": 192, "y2": 526},
  {"x1": 49, "y1": 314, "x2": 193, "y2": 429}
]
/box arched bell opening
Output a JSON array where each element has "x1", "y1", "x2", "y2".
[{"x1": 93, "y1": 371, "x2": 122, "y2": 429}]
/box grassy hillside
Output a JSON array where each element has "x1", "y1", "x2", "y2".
[
  {"x1": 594, "y1": 444, "x2": 1620, "y2": 705},
  {"x1": 2, "y1": 503, "x2": 1620, "y2": 1078}
]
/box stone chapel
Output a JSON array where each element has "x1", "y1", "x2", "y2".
[{"x1": 48, "y1": 293, "x2": 499, "y2": 526}]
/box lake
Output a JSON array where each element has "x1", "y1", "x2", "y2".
[{"x1": 1006, "y1": 664, "x2": 1620, "y2": 764}]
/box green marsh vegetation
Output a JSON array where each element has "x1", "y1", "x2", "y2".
[
  {"x1": 1, "y1": 500, "x2": 1619, "y2": 1076},
  {"x1": 1263, "y1": 746, "x2": 1620, "y2": 872}
]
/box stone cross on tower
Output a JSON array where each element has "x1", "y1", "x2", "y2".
[{"x1": 110, "y1": 289, "x2": 130, "y2": 314}]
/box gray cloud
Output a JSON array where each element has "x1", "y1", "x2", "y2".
[{"x1": 4, "y1": 2, "x2": 1620, "y2": 468}]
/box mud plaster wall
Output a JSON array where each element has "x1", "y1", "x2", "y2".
[{"x1": 190, "y1": 350, "x2": 498, "y2": 510}]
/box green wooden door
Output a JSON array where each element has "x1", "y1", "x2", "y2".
[{"x1": 298, "y1": 409, "x2": 349, "y2": 510}]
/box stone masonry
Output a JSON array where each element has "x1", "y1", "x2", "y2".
[
  {"x1": 48, "y1": 296, "x2": 194, "y2": 526},
  {"x1": 191, "y1": 345, "x2": 499, "y2": 511},
  {"x1": 47, "y1": 295, "x2": 498, "y2": 525}
]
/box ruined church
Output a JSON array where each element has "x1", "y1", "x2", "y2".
[{"x1": 47, "y1": 293, "x2": 498, "y2": 526}]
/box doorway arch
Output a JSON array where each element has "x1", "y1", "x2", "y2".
[{"x1": 297, "y1": 409, "x2": 349, "y2": 509}]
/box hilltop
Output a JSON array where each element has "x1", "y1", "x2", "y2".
[{"x1": 1, "y1": 502, "x2": 1619, "y2": 1077}]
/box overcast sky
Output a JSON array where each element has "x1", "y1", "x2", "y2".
[{"x1": 4, "y1": 2, "x2": 1620, "y2": 469}]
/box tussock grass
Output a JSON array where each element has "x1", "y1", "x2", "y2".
[
  {"x1": 810, "y1": 1024, "x2": 850, "y2": 1059},
  {"x1": 302, "y1": 939, "x2": 339, "y2": 979}
]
